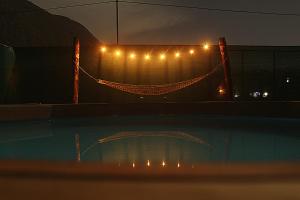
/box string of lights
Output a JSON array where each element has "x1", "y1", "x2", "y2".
[
  {"x1": 1, "y1": 0, "x2": 300, "y2": 17},
  {"x1": 100, "y1": 44, "x2": 209, "y2": 61}
]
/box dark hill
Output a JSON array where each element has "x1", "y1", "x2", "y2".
[{"x1": 0, "y1": 0, "x2": 99, "y2": 47}]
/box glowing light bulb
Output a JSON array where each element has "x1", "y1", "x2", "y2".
[
  {"x1": 115, "y1": 50, "x2": 121, "y2": 57},
  {"x1": 218, "y1": 87, "x2": 225, "y2": 95},
  {"x1": 147, "y1": 160, "x2": 150, "y2": 167},
  {"x1": 203, "y1": 43, "x2": 210, "y2": 50},
  {"x1": 132, "y1": 162, "x2": 135, "y2": 168},
  {"x1": 177, "y1": 162, "x2": 180, "y2": 168},
  {"x1": 189, "y1": 49, "x2": 195, "y2": 55},
  {"x1": 160, "y1": 53, "x2": 166, "y2": 60},
  {"x1": 100, "y1": 46, "x2": 107, "y2": 53},
  {"x1": 129, "y1": 52, "x2": 136, "y2": 59},
  {"x1": 175, "y1": 52, "x2": 180, "y2": 58},
  {"x1": 162, "y1": 161, "x2": 166, "y2": 167},
  {"x1": 145, "y1": 54, "x2": 151, "y2": 61},
  {"x1": 263, "y1": 91, "x2": 269, "y2": 98}
]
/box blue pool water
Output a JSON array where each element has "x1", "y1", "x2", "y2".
[{"x1": 0, "y1": 115, "x2": 299, "y2": 165}]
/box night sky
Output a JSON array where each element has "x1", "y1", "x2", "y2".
[{"x1": 29, "y1": 0, "x2": 300, "y2": 45}]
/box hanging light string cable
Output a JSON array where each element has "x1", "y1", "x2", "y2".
[{"x1": 2, "y1": 0, "x2": 300, "y2": 17}]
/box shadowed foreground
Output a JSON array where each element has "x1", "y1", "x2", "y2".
[{"x1": 0, "y1": 161, "x2": 299, "y2": 200}]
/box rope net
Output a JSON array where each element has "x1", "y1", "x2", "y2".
[{"x1": 80, "y1": 64, "x2": 220, "y2": 96}]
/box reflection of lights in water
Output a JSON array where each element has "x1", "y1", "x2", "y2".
[
  {"x1": 96, "y1": 131, "x2": 212, "y2": 166},
  {"x1": 99, "y1": 131, "x2": 208, "y2": 145},
  {"x1": 147, "y1": 160, "x2": 150, "y2": 167}
]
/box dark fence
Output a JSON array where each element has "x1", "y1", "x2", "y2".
[
  {"x1": 1, "y1": 45, "x2": 300, "y2": 104},
  {"x1": 229, "y1": 46, "x2": 300, "y2": 101}
]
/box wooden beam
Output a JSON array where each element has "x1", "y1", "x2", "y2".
[
  {"x1": 72, "y1": 37, "x2": 80, "y2": 104},
  {"x1": 219, "y1": 37, "x2": 233, "y2": 100}
]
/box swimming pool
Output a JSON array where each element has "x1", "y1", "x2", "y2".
[{"x1": 0, "y1": 114, "x2": 299, "y2": 165}]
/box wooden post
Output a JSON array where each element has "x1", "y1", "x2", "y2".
[
  {"x1": 219, "y1": 37, "x2": 233, "y2": 100},
  {"x1": 116, "y1": 0, "x2": 119, "y2": 45},
  {"x1": 72, "y1": 37, "x2": 80, "y2": 104},
  {"x1": 75, "y1": 134, "x2": 81, "y2": 162},
  {"x1": 97, "y1": 49, "x2": 102, "y2": 79}
]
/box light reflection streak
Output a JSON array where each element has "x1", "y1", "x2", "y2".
[{"x1": 98, "y1": 131, "x2": 212, "y2": 148}]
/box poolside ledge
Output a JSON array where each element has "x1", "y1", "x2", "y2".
[{"x1": 0, "y1": 101, "x2": 300, "y2": 121}]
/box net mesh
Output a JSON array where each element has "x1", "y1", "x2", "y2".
[{"x1": 80, "y1": 64, "x2": 220, "y2": 96}]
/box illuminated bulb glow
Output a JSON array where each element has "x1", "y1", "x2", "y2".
[
  {"x1": 177, "y1": 163, "x2": 180, "y2": 168},
  {"x1": 100, "y1": 46, "x2": 107, "y2": 53},
  {"x1": 145, "y1": 54, "x2": 151, "y2": 61},
  {"x1": 132, "y1": 163, "x2": 135, "y2": 168},
  {"x1": 115, "y1": 50, "x2": 121, "y2": 57},
  {"x1": 147, "y1": 160, "x2": 150, "y2": 167},
  {"x1": 129, "y1": 53, "x2": 136, "y2": 59},
  {"x1": 160, "y1": 53, "x2": 166, "y2": 60},
  {"x1": 203, "y1": 43, "x2": 210, "y2": 50},
  {"x1": 189, "y1": 49, "x2": 195, "y2": 55},
  {"x1": 162, "y1": 161, "x2": 166, "y2": 167},
  {"x1": 219, "y1": 88, "x2": 225, "y2": 95},
  {"x1": 175, "y1": 52, "x2": 180, "y2": 58}
]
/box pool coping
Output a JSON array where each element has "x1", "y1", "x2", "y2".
[
  {"x1": 0, "y1": 160, "x2": 300, "y2": 182},
  {"x1": 0, "y1": 101, "x2": 300, "y2": 121}
]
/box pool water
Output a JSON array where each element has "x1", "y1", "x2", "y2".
[{"x1": 0, "y1": 115, "x2": 299, "y2": 165}]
